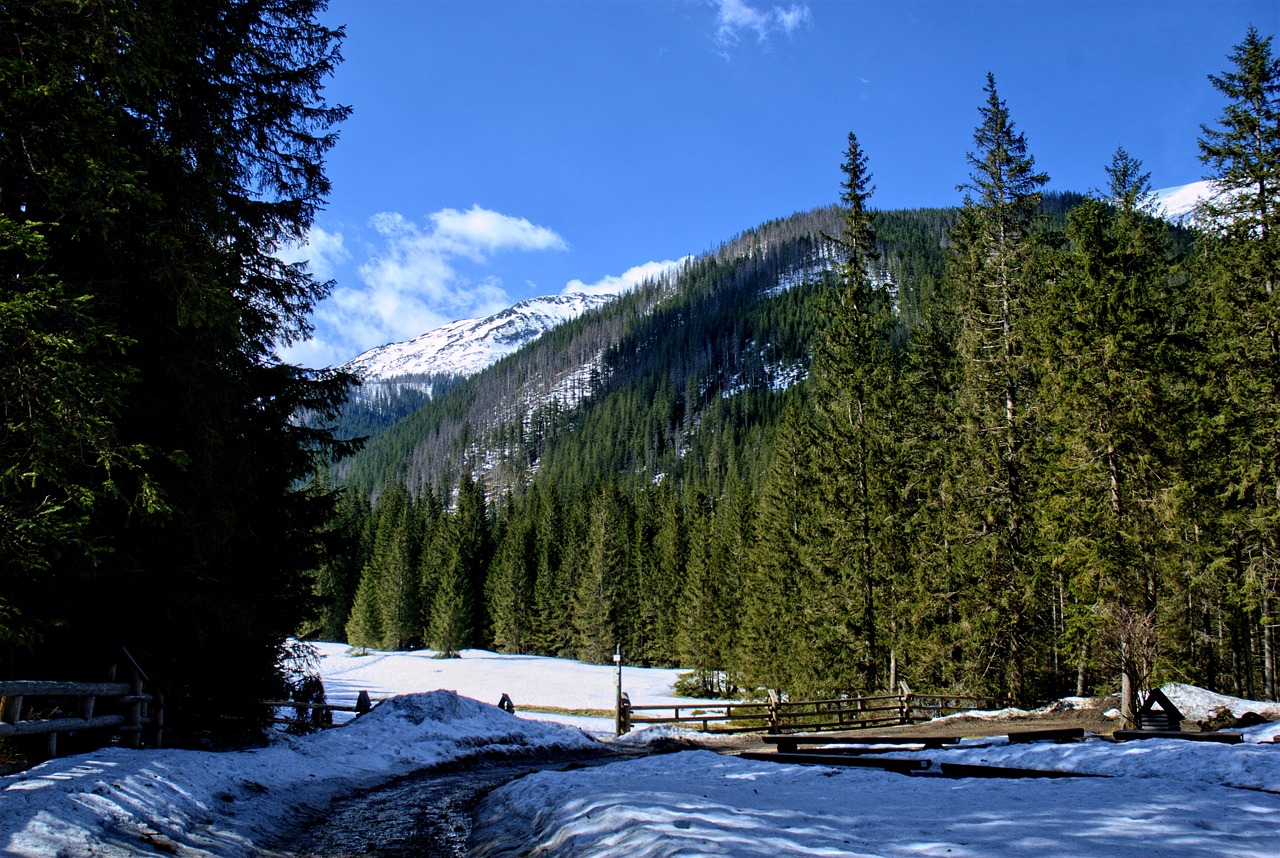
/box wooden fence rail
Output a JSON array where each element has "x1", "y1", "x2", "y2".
[
  {"x1": 260, "y1": 690, "x2": 373, "y2": 730},
  {"x1": 618, "y1": 687, "x2": 1007, "y2": 736},
  {"x1": 0, "y1": 676, "x2": 161, "y2": 762}
]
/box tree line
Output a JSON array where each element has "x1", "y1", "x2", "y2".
[{"x1": 317, "y1": 28, "x2": 1278, "y2": 720}]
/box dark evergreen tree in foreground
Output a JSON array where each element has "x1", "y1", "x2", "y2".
[
  {"x1": 0, "y1": 0, "x2": 355, "y2": 738},
  {"x1": 804, "y1": 132, "x2": 909, "y2": 694}
]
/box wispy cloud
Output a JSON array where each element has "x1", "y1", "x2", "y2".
[
  {"x1": 277, "y1": 206, "x2": 567, "y2": 368},
  {"x1": 276, "y1": 226, "x2": 350, "y2": 281},
  {"x1": 712, "y1": 0, "x2": 811, "y2": 53},
  {"x1": 428, "y1": 206, "x2": 568, "y2": 259},
  {"x1": 563, "y1": 258, "x2": 691, "y2": 297}
]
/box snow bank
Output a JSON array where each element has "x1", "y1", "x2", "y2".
[
  {"x1": 6, "y1": 643, "x2": 1278, "y2": 858},
  {"x1": 472, "y1": 740, "x2": 1280, "y2": 857},
  {"x1": 0, "y1": 691, "x2": 594, "y2": 858},
  {"x1": 1161, "y1": 682, "x2": 1280, "y2": 723}
]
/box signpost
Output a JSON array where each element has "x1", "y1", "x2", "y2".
[{"x1": 613, "y1": 645, "x2": 624, "y2": 736}]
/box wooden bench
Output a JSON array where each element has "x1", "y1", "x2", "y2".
[
  {"x1": 739, "y1": 753, "x2": 1109, "y2": 780},
  {"x1": 762, "y1": 732, "x2": 960, "y2": 754},
  {"x1": 937, "y1": 762, "x2": 1108, "y2": 780},
  {"x1": 1112, "y1": 729, "x2": 1242, "y2": 744},
  {"x1": 1005, "y1": 727, "x2": 1085, "y2": 744},
  {"x1": 740, "y1": 750, "x2": 931, "y2": 773}
]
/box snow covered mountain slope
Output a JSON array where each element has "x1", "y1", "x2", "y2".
[
  {"x1": 342, "y1": 292, "x2": 613, "y2": 382},
  {"x1": 1152, "y1": 179, "x2": 1217, "y2": 225}
]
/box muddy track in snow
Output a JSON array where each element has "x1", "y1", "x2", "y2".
[
  {"x1": 275, "y1": 706, "x2": 1123, "y2": 856},
  {"x1": 277, "y1": 747, "x2": 648, "y2": 858}
]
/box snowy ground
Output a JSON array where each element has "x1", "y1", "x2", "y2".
[
  {"x1": 310, "y1": 642, "x2": 725, "y2": 735},
  {"x1": 2, "y1": 643, "x2": 1278, "y2": 857}
]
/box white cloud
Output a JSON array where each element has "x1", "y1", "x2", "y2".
[
  {"x1": 276, "y1": 206, "x2": 567, "y2": 368},
  {"x1": 275, "y1": 226, "x2": 350, "y2": 281},
  {"x1": 564, "y1": 257, "x2": 691, "y2": 298},
  {"x1": 430, "y1": 205, "x2": 568, "y2": 257},
  {"x1": 713, "y1": 0, "x2": 811, "y2": 51}
]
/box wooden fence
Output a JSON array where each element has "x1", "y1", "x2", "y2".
[
  {"x1": 0, "y1": 658, "x2": 161, "y2": 762},
  {"x1": 617, "y1": 685, "x2": 1006, "y2": 736},
  {"x1": 260, "y1": 689, "x2": 374, "y2": 730}
]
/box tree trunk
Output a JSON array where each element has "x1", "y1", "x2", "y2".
[{"x1": 1119, "y1": 666, "x2": 1138, "y2": 730}]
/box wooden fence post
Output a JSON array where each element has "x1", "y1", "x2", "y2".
[
  {"x1": 1, "y1": 695, "x2": 22, "y2": 726},
  {"x1": 152, "y1": 691, "x2": 165, "y2": 749},
  {"x1": 898, "y1": 680, "x2": 912, "y2": 725},
  {"x1": 767, "y1": 689, "x2": 781, "y2": 733}
]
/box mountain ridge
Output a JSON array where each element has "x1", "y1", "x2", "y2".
[{"x1": 341, "y1": 292, "x2": 615, "y2": 382}]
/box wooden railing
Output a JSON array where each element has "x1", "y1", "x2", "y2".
[
  {"x1": 261, "y1": 689, "x2": 373, "y2": 730},
  {"x1": 904, "y1": 692, "x2": 1008, "y2": 723},
  {"x1": 617, "y1": 685, "x2": 1007, "y2": 736},
  {"x1": 0, "y1": 672, "x2": 161, "y2": 761}
]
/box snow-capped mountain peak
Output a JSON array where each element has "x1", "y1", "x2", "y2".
[{"x1": 343, "y1": 292, "x2": 613, "y2": 382}]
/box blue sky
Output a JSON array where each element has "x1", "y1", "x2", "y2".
[{"x1": 280, "y1": 0, "x2": 1276, "y2": 368}]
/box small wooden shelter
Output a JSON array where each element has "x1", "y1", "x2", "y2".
[{"x1": 1137, "y1": 688, "x2": 1184, "y2": 731}]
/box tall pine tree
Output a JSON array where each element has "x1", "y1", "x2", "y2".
[
  {"x1": 1039, "y1": 149, "x2": 1178, "y2": 718},
  {"x1": 806, "y1": 132, "x2": 908, "y2": 693},
  {"x1": 1193, "y1": 26, "x2": 1280, "y2": 698},
  {"x1": 947, "y1": 74, "x2": 1050, "y2": 701}
]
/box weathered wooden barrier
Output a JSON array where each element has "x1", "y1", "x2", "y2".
[
  {"x1": 260, "y1": 689, "x2": 373, "y2": 730},
  {"x1": 744, "y1": 729, "x2": 1109, "y2": 780},
  {"x1": 0, "y1": 659, "x2": 161, "y2": 761},
  {"x1": 618, "y1": 685, "x2": 1008, "y2": 736}
]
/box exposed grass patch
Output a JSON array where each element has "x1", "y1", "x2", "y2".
[{"x1": 514, "y1": 705, "x2": 615, "y2": 719}]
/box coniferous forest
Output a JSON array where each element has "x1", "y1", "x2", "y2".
[
  {"x1": 314, "y1": 31, "x2": 1279, "y2": 721},
  {"x1": 1, "y1": 1, "x2": 1276, "y2": 744}
]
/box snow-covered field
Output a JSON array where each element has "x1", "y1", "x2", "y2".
[
  {"x1": 2, "y1": 643, "x2": 1278, "y2": 857},
  {"x1": 310, "y1": 641, "x2": 724, "y2": 734}
]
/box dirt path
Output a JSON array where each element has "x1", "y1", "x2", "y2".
[
  {"x1": 275, "y1": 703, "x2": 1123, "y2": 855},
  {"x1": 276, "y1": 747, "x2": 645, "y2": 858}
]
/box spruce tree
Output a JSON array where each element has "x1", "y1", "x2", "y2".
[
  {"x1": 306, "y1": 480, "x2": 370, "y2": 642},
  {"x1": 573, "y1": 484, "x2": 626, "y2": 664},
  {"x1": 427, "y1": 474, "x2": 490, "y2": 655},
  {"x1": 1194, "y1": 27, "x2": 1280, "y2": 698},
  {"x1": 806, "y1": 132, "x2": 908, "y2": 693},
  {"x1": 739, "y1": 397, "x2": 817, "y2": 697},
  {"x1": 946, "y1": 74, "x2": 1051, "y2": 701},
  {"x1": 345, "y1": 568, "x2": 384, "y2": 653},
  {"x1": 488, "y1": 493, "x2": 537, "y2": 653},
  {"x1": 371, "y1": 482, "x2": 422, "y2": 650},
  {"x1": 0, "y1": 0, "x2": 355, "y2": 730},
  {"x1": 676, "y1": 482, "x2": 745, "y2": 696},
  {"x1": 531, "y1": 482, "x2": 574, "y2": 657},
  {"x1": 1039, "y1": 149, "x2": 1177, "y2": 716}
]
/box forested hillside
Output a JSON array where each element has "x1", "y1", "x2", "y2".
[{"x1": 311, "y1": 29, "x2": 1278, "y2": 724}]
